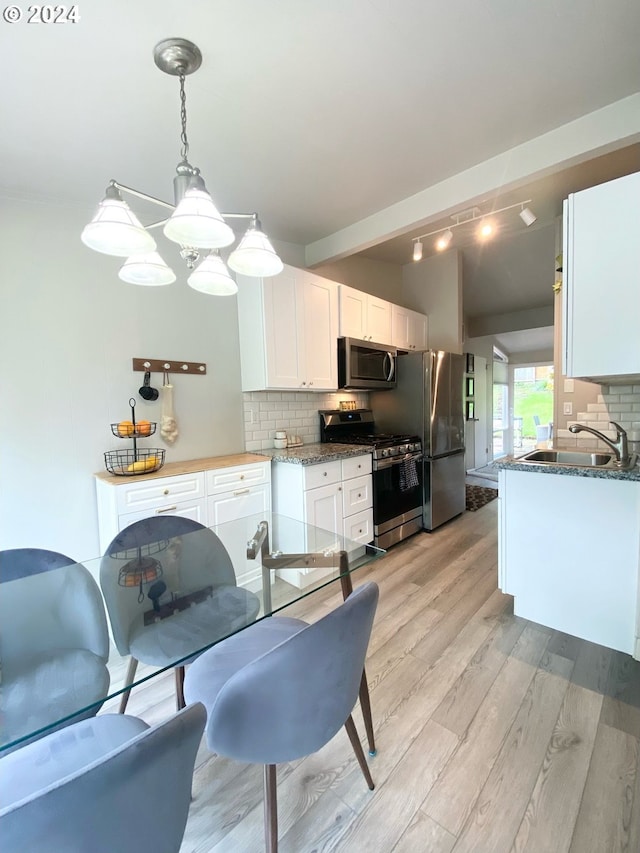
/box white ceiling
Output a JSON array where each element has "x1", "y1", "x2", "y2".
[{"x1": 2, "y1": 0, "x2": 639, "y2": 318}]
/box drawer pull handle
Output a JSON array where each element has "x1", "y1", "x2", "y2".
[
  {"x1": 240, "y1": 474, "x2": 245, "y2": 480},
  {"x1": 163, "y1": 489, "x2": 170, "y2": 495},
  {"x1": 338, "y1": 486, "x2": 342, "y2": 491},
  {"x1": 156, "y1": 505, "x2": 177, "y2": 514},
  {"x1": 323, "y1": 472, "x2": 327, "y2": 477},
  {"x1": 358, "y1": 493, "x2": 362, "y2": 498},
  {"x1": 233, "y1": 488, "x2": 250, "y2": 496}
]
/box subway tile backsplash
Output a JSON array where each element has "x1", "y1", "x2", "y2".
[
  {"x1": 556, "y1": 384, "x2": 640, "y2": 453},
  {"x1": 243, "y1": 391, "x2": 369, "y2": 451}
]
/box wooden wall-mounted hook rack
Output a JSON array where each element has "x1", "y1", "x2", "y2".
[{"x1": 132, "y1": 358, "x2": 207, "y2": 375}]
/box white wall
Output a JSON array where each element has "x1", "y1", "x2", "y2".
[
  {"x1": 0, "y1": 196, "x2": 249, "y2": 559},
  {"x1": 313, "y1": 255, "x2": 402, "y2": 302},
  {"x1": 402, "y1": 250, "x2": 463, "y2": 353}
]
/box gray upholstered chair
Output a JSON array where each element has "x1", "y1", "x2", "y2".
[
  {"x1": 100, "y1": 516, "x2": 261, "y2": 712},
  {"x1": 184, "y1": 581, "x2": 379, "y2": 853},
  {"x1": 0, "y1": 548, "x2": 110, "y2": 751},
  {"x1": 0, "y1": 702, "x2": 206, "y2": 853}
]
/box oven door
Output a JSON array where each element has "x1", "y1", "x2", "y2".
[{"x1": 373, "y1": 452, "x2": 423, "y2": 536}]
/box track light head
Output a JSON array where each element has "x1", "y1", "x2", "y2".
[
  {"x1": 519, "y1": 206, "x2": 537, "y2": 226},
  {"x1": 435, "y1": 229, "x2": 453, "y2": 251}
]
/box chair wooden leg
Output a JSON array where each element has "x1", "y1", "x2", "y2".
[
  {"x1": 175, "y1": 666, "x2": 186, "y2": 711},
  {"x1": 118, "y1": 657, "x2": 139, "y2": 713},
  {"x1": 344, "y1": 714, "x2": 375, "y2": 790},
  {"x1": 263, "y1": 764, "x2": 278, "y2": 853},
  {"x1": 339, "y1": 565, "x2": 376, "y2": 756},
  {"x1": 358, "y1": 668, "x2": 376, "y2": 755}
]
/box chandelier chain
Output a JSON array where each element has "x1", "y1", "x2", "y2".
[{"x1": 179, "y1": 70, "x2": 189, "y2": 162}]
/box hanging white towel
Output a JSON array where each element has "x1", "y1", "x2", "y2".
[{"x1": 160, "y1": 374, "x2": 179, "y2": 445}]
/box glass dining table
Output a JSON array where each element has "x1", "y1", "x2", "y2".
[{"x1": 0, "y1": 512, "x2": 384, "y2": 756}]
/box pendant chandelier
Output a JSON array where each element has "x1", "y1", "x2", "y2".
[{"x1": 81, "y1": 38, "x2": 283, "y2": 295}]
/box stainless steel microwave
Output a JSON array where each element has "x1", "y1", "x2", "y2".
[{"x1": 337, "y1": 337, "x2": 397, "y2": 390}]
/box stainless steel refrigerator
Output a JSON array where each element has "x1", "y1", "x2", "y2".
[{"x1": 371, "y1": 350, "x2": 466, "y2": 530}]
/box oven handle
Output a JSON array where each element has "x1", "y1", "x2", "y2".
[{"x1": 374, "y1": 451, "x2": 423, "y2": 471}]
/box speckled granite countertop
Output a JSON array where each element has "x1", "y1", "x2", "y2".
[
  {"x1": 257, "y1": 442, "x2": 373, "y2": 465},
  {"x1": 494, "y1": 455, "x2": 640, "y2": 481}
]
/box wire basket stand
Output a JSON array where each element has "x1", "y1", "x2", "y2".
[{"x1": 104, "y1": 398, "x2": 165, "y2": 476}]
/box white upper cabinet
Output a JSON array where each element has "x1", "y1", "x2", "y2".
[
  {"x1": 391, "y1": 304, "x2": 429, "y2": 351},
  {"x1": 339, "y1": 284, "x2": 392, "y2": 345},
  {"x1": 563, "y1": 171, "x2": 640, "y2": 381},
  {"x1": 237, "y1": 264, "x2": 338, "y2": 391}
]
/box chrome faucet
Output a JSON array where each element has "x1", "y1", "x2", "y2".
[{"x1": 568, "y1": 420, "x2": 630, "y2": 466}]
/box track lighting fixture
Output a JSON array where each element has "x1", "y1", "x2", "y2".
[
  {"x1": 81, "y1": 38, "x2": 283, "y2": 294},
  {"x1": 410, "y1": 199, "x2": 536, "y2": 260}
]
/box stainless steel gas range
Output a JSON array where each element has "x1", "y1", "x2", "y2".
[{"x1": 319, "y1": 409, "x2": 423, "y2": 549}]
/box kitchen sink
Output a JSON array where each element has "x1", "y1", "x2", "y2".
[{"x1": 518, "y1": 449, "x2": 614, "y2": 467}]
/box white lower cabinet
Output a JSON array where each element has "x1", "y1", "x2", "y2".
[
  {"x1": 205, "y1": 462, "x2": 271, "y2": 589},
  {"x1": 498, "y1": 468, "x2": 640, "y2": 658},
  {"x1": 271, "y1": 454, "x2": 373, "y2": 588},
  {"x1": 95, "y1": 457, "x2": 271, "y2": 589}
]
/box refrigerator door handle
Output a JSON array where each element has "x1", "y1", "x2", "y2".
[{"x1": 384, "y1": 352, "x2": 396, "y2": 382}]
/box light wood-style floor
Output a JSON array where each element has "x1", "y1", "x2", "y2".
[{"x1": 118, "y1": 501, "x2": 640, "y2": 852}]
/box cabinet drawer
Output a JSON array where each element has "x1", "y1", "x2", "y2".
[
  {"x1": 342, "y1": 474, "x2": 373, "y2": 516},
  {"x1": 303, "y1": 460, "x2": 341, "y2": 490},
  {"x1": 117, "y1": 499, "x2": 206, "y2": 531},
  {"x1": 206, "y1": 462, "x2": 270, "y2": 496},
  {"x1": 344, "y1": 509, "x2": 374, "y2": 544},
  {"x1": 342, "y1": 454, "x2": 372, "y2": 480},
  {"x1": 206, "y1": 483, "x2": 271, "y2": 527},
  {"x1": 115, "y1": 472, "x2": 205, "y2": 515}
]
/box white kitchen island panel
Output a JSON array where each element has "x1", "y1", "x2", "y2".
[{"x1": 498, "y1": 468, "x2": 640, "y2": 657}]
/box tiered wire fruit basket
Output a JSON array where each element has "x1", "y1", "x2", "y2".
[{"x1": 104, "y1": 398, "x2": 165, "y2": 476}]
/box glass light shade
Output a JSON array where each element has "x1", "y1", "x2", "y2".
[
  {"x1": 163, "y1": 188, "x2": 235, "y2": 249},
  {"x1": 81, "y1": 199, "x2": 156, "y2": 256},
  {"x1": 227, "y1": 227, "x2": 284, "y2": 277},
  {"x1": 412, "y1": 240, "x2": 423, "y2": 261},
  {"x1": 118, "y1": 252, "x2": 176, "y2": 286},
  {"x1": 187, "y1": 252, "x2": 238, "y2": 295}
]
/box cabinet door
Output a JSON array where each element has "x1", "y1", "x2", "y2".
[
  {"x1": 367, "y1": 295, "x2": 392, "y2": 345},
  {"x1": 409, "y1": 309, "x2": 429, "y2": 351},
  {"x1": 563, "y1": 172, "x2": 640, "y2": 378},
  {"x1": 298, "y1": 274, "x2": 338, "y2": 391},
  {"x1": 391, "y1": 304, "x2": 411, "y2": 350},
  {"x1": 303, "y1": 482, "x2": 344, "y2": 539},
  {"x1": 206, "y1": 484, "x2": 271, "y2": 588},
  {"x1": 263, "y1": 267, "x2": 305, "y2": 388},
  {"x1": 339, "y1": 285, "x2": 368, "y2": 339}
]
